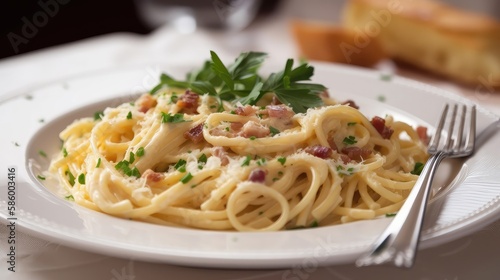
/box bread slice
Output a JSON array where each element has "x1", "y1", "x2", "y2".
[
  {"x1": 291, "y1": 20, "x2": 388, "y2": 67},
  {"x1": 342, "y1": 0, "x2": 500, "y2": 88}
]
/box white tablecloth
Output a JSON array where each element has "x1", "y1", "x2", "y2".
[{"x1": 1, "y1": 2, "x2": 500, "y2": 279}]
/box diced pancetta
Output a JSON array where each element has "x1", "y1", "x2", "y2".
[{"x1": 184, "y1": 123, "x2": 204, "y2": 143}]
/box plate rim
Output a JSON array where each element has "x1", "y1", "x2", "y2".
[{"x1": 1, "y1": 61, "x2": 500, "y2": 268}]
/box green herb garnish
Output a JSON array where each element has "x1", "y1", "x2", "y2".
[
  {"x1": 94, "y1": 111, "x2": 104, "y2": 120},
  {"x1": 62, "y1": 148, "x2": 68, "y2": 157},
  {"x1": 198, "y1": 154, "x2": 207, "y2": 169},
  {"x1": 115, "y1": 160, "x2": 140, "y2": 177},
  {"x1": 174, "y1": 159, "x2": 187, "y2": 171},
  {"x1": 66, "y1": 170, "x2": 75, "y2": 186},
  {"x1": 277, "y1": 157, "x2": 286, "y2": 166},
  {"x1": 241, "y1": 155, "x2": 252, "y2": 167},
  {"x1": 37, "y1": 175, "x2": 46, "y2": 180},
  {"x1": 161, "y1": 112, "x2": 190, "y2": 123},
  {"x1": 65, "y1": 195, "x2": 74, "y2": 201},
  {"x1": 126, "y1": 111, "x2": 132, "y2": 119},
  {"x1": 136, "y1": 147, "x2": 145, "y2": 157},
  {"x1": 411, "y1": 162, "x2": 424, "y2": 175},
  {"x1": 96, "y1": 158, "x2": 101, "y2": 168},
  {"x1": 380, "y1": 73, "x2": 392, "y2": 81},
  {"x1": 343, "y1": 136, "x2": 357, "y2": 145},
  {"x1": 269, "y1": 126, "x2": 280, "y2": 136},
  {"x1": 180, "y1": 172, "x2": 193, "y2": 184},
  {"x1": 39, "y1": 150, "x2": 47, "y2": 158},
  {"x1": 78, "y1": 173, "x2": 85, "y2": 184},
  {"x1": 149, "y1": 51, "x2": 326, "y2": 114}
]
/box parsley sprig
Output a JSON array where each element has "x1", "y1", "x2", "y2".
[{"x1": 150, "y1": 51, "x2": 326, "y2": 113}]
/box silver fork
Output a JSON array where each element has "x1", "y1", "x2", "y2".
[{"x1": 356, "y1": 103, "x2": 476, "y2": 268}]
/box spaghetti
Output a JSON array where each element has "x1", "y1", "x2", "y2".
[{"x1": 47, "y1": 53, "x2": 429, "y2": 231}]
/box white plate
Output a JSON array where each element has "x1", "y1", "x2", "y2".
[{"x1": 1, "y1": 62, "x2": 500, "y2": 269}]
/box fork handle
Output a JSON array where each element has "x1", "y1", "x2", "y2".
[{"x1": 356, "y1": 151, "x2": 447, "y2": 268}]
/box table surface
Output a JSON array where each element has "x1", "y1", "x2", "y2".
[{"x1": 1, "y1": 1, "x2": 500, "y2": 279}]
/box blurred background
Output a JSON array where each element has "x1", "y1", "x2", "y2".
[{"x1": 1, "y1": 0, "x2": 498, "y2": 60}]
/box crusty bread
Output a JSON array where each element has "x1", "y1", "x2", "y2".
[
  {"x1": 342, "y1": 0, "x2": 500, "y2": 88},
  {"x1": 291, "y1": 20, "x2": 388, "y2": 67}
]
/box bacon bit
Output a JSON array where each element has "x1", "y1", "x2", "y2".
[
  {"x1": 141, "y1": 169, "x2": 164, "y2": 182},
  {"x1": 371, "y1": 116, "x2": 394, "y2": 139},
  {"x1": 266, "y1": 104, "x2": 294, "y2": 119},
  {"x1": 339, "y1": 154, "x2": 351, "y2": 164},
  {"x1": 248, "y1": 168, "x2": 267, "y2": 183},
  {"x1": 176, "y1": 90, "x2": 199, "y2": 114},
  {"x1": 341, "y1": 147, "x2": 372, "y2": 162},
  {"x1": 230, "y1": 122, "x2": 243, "y2": 133},
  {"x1": 416, "y1": 126, "x2": 429, "y2": 145},
  {"x1": 327, "y1": 136, "x2": 338, "y2": 151},
  {"x1": 210, "y1": 128, "x2": 229, "y2": 137},
  {"x1": 342, "y1": 100, "x2": 359, "y2": 109},
  {"x1": 235, "y1": 105, "x2": 257, "y2": 116},
  {"x1": 304, "y1": 145, "x2": 333, "y2": 159},
  {"x1": 184, "y1": 123, "x2": 204, "y2": 143},
  {"x1": 213, "y1": 147, "x2": 229, "y2": 166},
  {"x1": 136, "y1": 94, "x2": 157, "y2": 113},
  {"x1": 239, "y1": 121, "x2": 270, "y2": 138}
]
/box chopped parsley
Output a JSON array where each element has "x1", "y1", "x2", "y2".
[
  {"x1": 336, "y1": 165, "x2": 355, "y2": 176},
  {"x1": 277, "y1": 157, "x2": 286, "y2": 166},
  {"x1": 136, "y1": 147, "x2": 145, "y2": 157},
  {"x1": 241, "y1": 155, "x2": 252, "y2": 167},
  {"x1": 174, "y1": 159, "x2": 187, "y2": 172},
  {"x1": 198, "y1": 154, "x2": 207, "y2": 169},
  {"x1": 256, "y1": 158, "x2": 266, "y2": 166},
  {"x1": 342, "y1": 135, "x2": 357, "y2": 145},
  {"x1": 62, "y1": 148, "x2": 68, "y2": 157},
  {"x1": 94, "y1": 111, "x2": 104, "y2": 121},
  {"x1": 115, "y1": 160, "x2": 140, "y2": 177},
  {"x1": 169, "y1": 94, "x2": 178, "y2": 104},
  {"x1": 65, "y1": 195, "x2": 75, "y2": 201},
  {"x1": 347, "y1": 122, "x2": 357, "y2": 126},
  {"x1": 411, "y1": 162, "x2": 424, "y2": 175},
  {"x1": 78, "y1": 173, "x2": 85, "y2": 184},
  {"x1": 66, "y1": 170, "x2": 75, "y2": 186},
  {"x1": 380, "y1": 73, "x2": 392, "y2": 81},
  {"x1": 385, "y1": 213, "x2": 397, "y2": 217},
  {"x1": 129, "y1": 151, "x2": 135, "y2": 163},
  {"x1": 269, "y1": 126, "x2": 280, "y2": 136},
  {"x1": 180, "y1": 172, "x2": 193, "y2": 184},
  {"x1": 161, "y1": 112, "x2": 190, "y2": 123},
  {"x1": 96, "y1": 158, "x2": 102, "y2": 168},
  {"x1": 126, "y1": 111, "x2": 132, "y2": 119},
  {"x1": 37, "y1": 175, "x2": 46, "y2": 180},
  {"x1": 249, "y1": 136, "x2": 256, "y2": 140},
  {"x1": 39, "y1": 150, "x2": 47, "y2": 158}
]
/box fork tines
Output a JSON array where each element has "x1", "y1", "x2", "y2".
[{"x1": 428, "y1": 103, "x2": 476, "y2": 156}]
